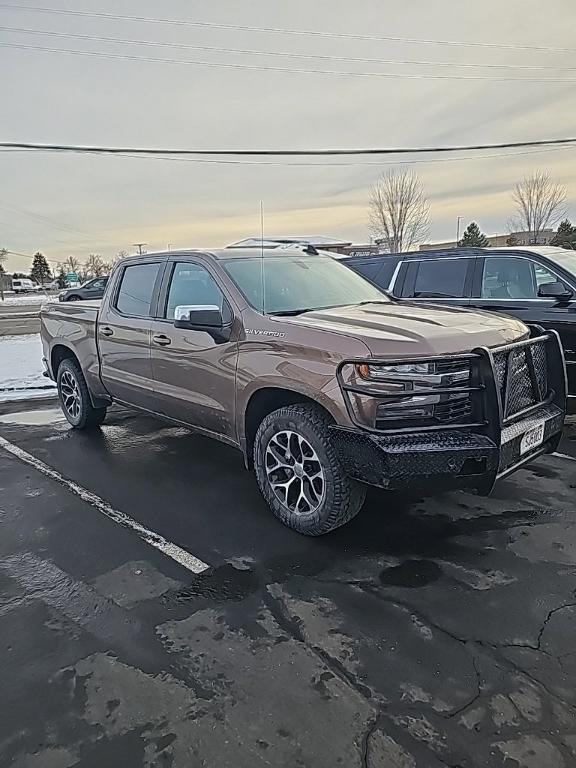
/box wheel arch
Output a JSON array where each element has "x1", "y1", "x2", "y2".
[
  {"x1": 243, "y1": 386, "x2": 336, "y2": 469},
  {"x1": 50, "y1": 343, "x2": 109, "y2": 409}
]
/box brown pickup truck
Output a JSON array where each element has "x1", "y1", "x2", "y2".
[{"x1": 40, "y1": 248, "x2": 566, "y2": 535}]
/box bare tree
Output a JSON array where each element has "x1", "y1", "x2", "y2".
[
  {"x1": 368, "y1": 168, "x2": 430, "y2": 253},
  {"x1": 65, "y1": 255, "x2": 80, "y2": 274},
  {"x1": 114, "y1": 249, "x2": 129, "y2": 263},
  {"x1": 84, "y1": 254, "x2": 106, "y2": 278},
  {"x1": 512, "y1": 170, "x2": 567, "y2": 244}
]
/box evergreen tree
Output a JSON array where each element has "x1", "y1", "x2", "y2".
[
  {"x1": 30, "y1": 251, "x2": 52, "y2": 284},
  {"x1": 551, "y1": 219, "x2": 576, "y2": 249},
  {"x1": 458, "y1": 222, "x2": 490, "y2": 247}
]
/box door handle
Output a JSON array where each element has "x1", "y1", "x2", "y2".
[
  {"x1": 152, "y1": 334, "x2": 172, "y2": 346},
  {"x1": 100, "y1": 326, "x2": 113, "y2": 337}
]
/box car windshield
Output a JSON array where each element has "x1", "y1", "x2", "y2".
[
  {"x1": 546, "y1": 249, "x2": 576, "y2": 277},
  {"x1": 222, "y1": 255, "x2": 387, "y2": 314}
]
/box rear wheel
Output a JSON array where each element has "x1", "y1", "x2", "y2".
[
  {"x1": 254, "y1": 404, "x2": 366, "y2": 536},
  {"x1": 57, "y1": 358, "x2": 107, "y2": 429}
]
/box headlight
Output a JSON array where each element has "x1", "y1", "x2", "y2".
[{"x1": 356, "y1": 362, "x2": 432, "y2": 380}]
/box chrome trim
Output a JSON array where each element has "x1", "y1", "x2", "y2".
[{"x1": 387, "y1": 260, "x2": 404, "y2": 292}]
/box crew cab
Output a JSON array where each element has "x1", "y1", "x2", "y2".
[
  {"x1": 341, "y1": 246, "x2": 576, "y2": 402},
  {"x1": 40, "y1": 249, "x2": 566, "y2": 535}
]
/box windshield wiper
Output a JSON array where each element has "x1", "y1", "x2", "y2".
[{"x1": 268, "y1": 308, "x2": 314, "y2": 316}]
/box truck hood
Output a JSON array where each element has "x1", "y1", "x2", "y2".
[{"x1": 284, "y1": 301, "x2": 528, "y2": 357}]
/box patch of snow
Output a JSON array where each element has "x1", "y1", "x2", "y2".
[
  {"x1": 0, "y1": 334, "x2": 56, "y2": 402},
  {"x1": 0, "y1": 293, "x2": 59, "y2": 306}
]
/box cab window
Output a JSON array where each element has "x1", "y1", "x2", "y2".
[
  {"x1": 115, "y1": 262, "x2": 161, "y2": 316},
  {"x1": 481, "y1": 257, "x2": 564, "y2": 299},
  {"x1": 403, "y1": 259, "x2": 469, "y2": 299},
  {"x1": 164, "y1": 262, "x2": 230, "y2": 322}
]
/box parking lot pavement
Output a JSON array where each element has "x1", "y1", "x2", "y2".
[{"x1": 1, "y1": 404, "x2": 576, "y2": 768}]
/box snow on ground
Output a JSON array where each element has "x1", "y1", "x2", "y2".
[
  {"x1": 0, "y1": 334, "x2": 56, "y2": 402},
  {"x1": 0, "y1": 294, "x2": 59, "y2": 306}
]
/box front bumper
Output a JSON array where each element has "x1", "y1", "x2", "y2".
[
  {"x1": 332, "y1": 330, "x2": 567, "y2": 494},
  {"x1": 331, "y1": 403, "x2": 563, "y2": 493}
]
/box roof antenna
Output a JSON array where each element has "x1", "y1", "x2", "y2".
[{"x1": 260, "y1": 200, "x2": 266, "y2": 315}]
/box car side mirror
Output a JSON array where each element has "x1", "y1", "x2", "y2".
[
  {"x1": 537, "y1": 281, "x2": 573, "y2": 302},
  {"x1": 173, "y1": 305, "x2": 231, "y2": 343}
]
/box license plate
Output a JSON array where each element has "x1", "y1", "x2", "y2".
[{"x1": 520, "y1": 422, "x2": 545, "y2": 455}]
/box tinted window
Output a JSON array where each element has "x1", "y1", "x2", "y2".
[
  {"x1": 408, "y1": 259, "x2": 469, "y2": 298},
  {"x1": 116, "y1": 263, "x2": 160, "y2": 316},
  {"x1": 165, "y1": 262, "x2": 227, "y2": 320},
  {"x1": 480, "y1": 257, "x2": 565, "y2": 299}
]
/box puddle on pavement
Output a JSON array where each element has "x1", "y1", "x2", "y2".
[
  {"x1": 379, "y1": 559, "x2": 443, "y2": 588},
  {"x1": 0, "y1": 407, "x2": 65, "y2": 426}
]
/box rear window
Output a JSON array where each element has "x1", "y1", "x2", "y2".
[
  {"x1": 406, "y1": 259, "x2": 469, "y2": 299},
  {"x1": 115, "y1": 263, "x2": 161, "y2": 316}
]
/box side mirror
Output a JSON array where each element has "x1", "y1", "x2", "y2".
[
  {"x1": 173, "y1": 305, "x2": 231, "y2": 343},
  {"x1": 537, "y1": 281, "x2": 573, "y2": 302}
]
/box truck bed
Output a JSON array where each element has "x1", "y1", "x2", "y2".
[{"x1": 40, "y1": 301, "x2": 101, "y2": 392}]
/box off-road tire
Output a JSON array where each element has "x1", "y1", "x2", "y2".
[
  {"x1": 254, "y1": 404, "x2": 366, "y2": 535},
  {"x1": 57, "y1": 358, "x2": 107, "y2": 430}
]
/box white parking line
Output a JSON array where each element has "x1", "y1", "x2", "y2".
[
  {"x1": 0, "y1": 435, "x2": 210, "y2": 574},
  {"x1": 552, "y1": 451, "x2": 576, "y2": 462}
]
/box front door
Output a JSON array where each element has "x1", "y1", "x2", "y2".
[
  {"x1": 469, "y1": 255, "x2": 576, "y2": 395},
  {"x1": 150, "y1": 259, "x2": 238, "y2": 440},
  {"x1": 83, "y1": 277, "x2": 108, "y2": 299},
  {"x1": 98, "y1": 260, "x2": 163, "y2": 410}
]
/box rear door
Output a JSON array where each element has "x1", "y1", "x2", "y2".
[
  {"x1": 396, "y1": 256, "x2": 474, "y2": 306},
  {"x1": 149, "y1": 258, "x2": 239, "y2": 440},
  {"x1": 469, "y1": 254, "x2": 576, "y2": 395},
  {"x1": 97, "y1": 259, "x2": 164, "y2": 409}
]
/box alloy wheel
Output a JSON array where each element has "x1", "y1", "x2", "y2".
[
  {"x1": 265, "y1": 430, "x2": 325, "y2": 514},
  {"x1": 60, "y1": 370, "x2": 81, "y2": 420}
]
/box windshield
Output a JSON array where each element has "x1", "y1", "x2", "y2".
[
  {"x1": 222, "y1": 255, "x2": 387, "y2": 314},
  {"x1": 547, "y1": 249, "x2": 576, "y2": 277}
]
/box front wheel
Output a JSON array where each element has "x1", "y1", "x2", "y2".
[
  {"x1": 66, "y1": 295, "x2": 81, "y2": 302},
  {"x1": 254, "y1": 404, "x2": 366, "y2": 536},
  {"x1": 57, "y1": 358, "x2": 107, "y2": 429}
]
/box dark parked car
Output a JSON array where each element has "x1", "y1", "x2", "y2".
[
  {"x1": 59, "y1": 276, "x2": 109, "y2": 302},
  {"x1": 341, "y1": 246, "x2": 576, "y2": 400}
]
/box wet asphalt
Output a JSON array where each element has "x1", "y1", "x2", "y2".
[{"x1": 1, "y1": 400, "x2": 576, "y2": 768}]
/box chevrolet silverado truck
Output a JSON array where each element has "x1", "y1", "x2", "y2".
[{"x1": 40, "y1": 249, "x2": 567, "y2": 535}]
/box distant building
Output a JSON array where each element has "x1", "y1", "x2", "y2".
[
  {"x1": 419, "y1": 229, "x2": 556, "y2": 251},
  {"x1": 227, "y1": 236, "x2": 382, "y2": 257}
]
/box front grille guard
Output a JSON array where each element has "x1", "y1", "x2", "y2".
[{"x1": 335, "y1": 330, "x2": 567, "y2": 443}]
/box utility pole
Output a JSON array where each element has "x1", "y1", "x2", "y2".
[
  {"x1": 455, "y1": 217, "x2": 463, "y2": 247},
  {"x1": 133, "y1": 242, "x2": 147, "y2": 256}
]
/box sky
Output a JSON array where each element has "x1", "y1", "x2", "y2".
[{"x1": 0, "y1": 0, "x2": 575, "y2": 273}]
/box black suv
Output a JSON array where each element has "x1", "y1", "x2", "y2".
[
  {"x1": 341, "y1": 246, "x2": 576, "y2": 400},
  {"x1": 59, "y1": 276, "x2": 109, "y2": 302}
]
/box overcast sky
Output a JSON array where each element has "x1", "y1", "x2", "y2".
[{"x1": 1, "y1": 0, "x2": 575, "y2": 272}]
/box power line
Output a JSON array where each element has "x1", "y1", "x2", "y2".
[
  {"x1": 2, "y1": 41, "x2": 575, "y2": 82},
  {"x1": 0, "y1": 198, "x2": 93, "y2": 238},
  {"x1": 0, "y1": 4, "x2": 574, "y2": 54},
  {"x1": 98, "y1": 144, "x2": 574, "y2": 167},
  {"x1": 1, "y1": 138, "x2": 576, "y2": 158},
  {"x1": 1, "y1": 24, "x2": 575, "y2": 72}
]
